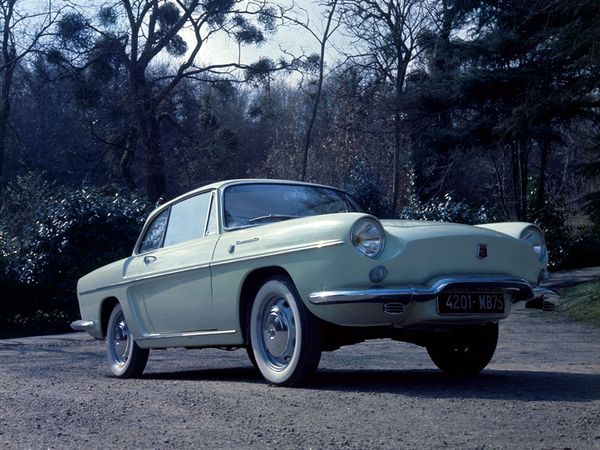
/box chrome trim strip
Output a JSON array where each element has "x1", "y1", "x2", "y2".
[
  {"x1": 308, "y1": 276, "x2": 536, "y2": 305},
  {"x1": 70, "y1": 320, "x2": 96, "y2": 331},
  {"x1": 79, "y1": 239, "x2": 345, "y2": 296},
  {"x1": 78, "y1": 262, "x2": 212, "y2": 296},
  {"x1": 141, "y1": 329, "x2": 237, "y2": 339},
  {"x1": 210, "y1": 239, "x2": 345, "y2": 267}
]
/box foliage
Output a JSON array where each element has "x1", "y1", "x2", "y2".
[
  {"x1": 344, "y1": 161, "x2": 392, "y2": 218},
  {"x1": 560, "y1": 228, "x2": 600, "y2": 271},
  {"x1": 399, "y1": 193, "x2": 498, "y2": 225},
  {"x1": 1, "y1": 187, "x2": 152, "y2": 323},
  {"x1": 560, "y1": 280, "x2": 600, "y2": 327}
]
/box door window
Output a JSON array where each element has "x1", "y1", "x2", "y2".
[{"x1": 163, "y1": 192, "x2": 211, "y2": 247}]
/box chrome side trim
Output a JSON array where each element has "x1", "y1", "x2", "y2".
[
  {"x1": 141, "y1": 329, "x2": 237, "y2": 339},
  {"x1": 308, "y1": 276, "x2": 537, "y2": 305},
  {"x1": 70, "y1": 320, "x2": 96, "y2": 331},
  {"x1": 210, "y1": 239, "x2": 345, "y2": 267},
  {"x1": 78, "y1": 262, "x2": 211, "y2": 296},
  {"x1": 80, "y1": 239, "x2": 345, "y2": 296}
]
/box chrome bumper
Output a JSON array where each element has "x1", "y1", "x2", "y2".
[
  {"x1": 70, "y1": 320, "x2": 96, "y2": 332},
  {"x1": 527, "y1": 286, "x2": 560, "y2": 311},
  {"x1": 308, "y1": 276, "x2": 557, "y2": 306}
]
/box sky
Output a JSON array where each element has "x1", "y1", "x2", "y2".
[
  {"x1": 193, "y1": 1, "x2": 345, "y2": 71},
  {"x1": 15, "y1": 0, "x2": 346, "y2": 78}
]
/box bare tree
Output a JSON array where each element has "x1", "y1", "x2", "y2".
[
  {"x1": 284, "y1": 0, "x2": 341, "y2": 181},
  {"x1": 0, "y1": 0, "x2": 59, "y2": 180},
  {"x1": 341, "y1": 0, "x2": 432, "y2": 211}
]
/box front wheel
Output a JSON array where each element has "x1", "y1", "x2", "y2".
[
  {"x1": 249, "y1": 276, "x2": 321, "y2": 386},
  {"x1": 426, "y1": 323, "x2": 499, "y2": 375},
  {"x1": 106, "y1": 304, "x2": 149, "y2": 378}
]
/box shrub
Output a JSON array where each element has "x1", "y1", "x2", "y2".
[
  {"x1": 16, "y1": 188, "x2": 152, "y2": 319},
  {"x1": 399, "y1": 193, "x2": 498, "y2": 225},
  {"x1": 344, "y1": 162, "x2": 393, "y2": 218},
  {"x1": 0, "y1": 226, "x2": 26, "y2": 318}
]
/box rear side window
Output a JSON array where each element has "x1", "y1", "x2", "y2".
[
  {"x1": 138, "y1": 209, "x2": 169, "y2": 253},
  {"x1": 163, "y1": 192, "x2": 211, "y2": 247}
]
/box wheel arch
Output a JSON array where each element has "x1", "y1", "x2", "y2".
[
  {"x1": 99, "y1": 296, "x2": 120, "y2": 338},
  {"x1": 239, "y1": 266, "x2": 294, "y2": 344}
]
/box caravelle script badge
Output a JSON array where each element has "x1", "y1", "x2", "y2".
[{"x1": 477, "y1": 243, "x2": 488, "y2": 259}]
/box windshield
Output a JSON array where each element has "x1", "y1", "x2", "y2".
[{"x1": 223, "y1": 183, "x2": 361, "y2": 229}]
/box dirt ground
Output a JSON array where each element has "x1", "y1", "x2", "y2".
[{"x1": 1, "y1": 301, "x2": 599, "y2": 449}]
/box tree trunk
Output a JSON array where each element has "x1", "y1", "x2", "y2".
[
  {"x1": 120, "y1": 127, "x2": 137, "y2": 191},
  {"x1": 511, "y1": 137, "x2": 530, "y2": 221},
  {"x1": 535, "y1": 136, "x2": 549, "y2": 217},
  {"x1": 392, "y1": 86, "x2": 402, "y2": 212},
  {"x1": 142, "y1": 114, "x2": 165, "y2": 203},
  {"x1": 130, "y1": 67, "x2": 166, "y2": 202},
  {"x1": 0, "y1": 0, "x2": 16, "y2": 180},
  {"x1": 300, "y1": 0, "x2": 338, "y2": 182}
]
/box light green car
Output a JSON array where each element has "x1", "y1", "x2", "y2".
[{"x1": 72, "y1": 179, "x2": 557, "y2": 386}]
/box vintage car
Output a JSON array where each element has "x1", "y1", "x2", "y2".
[{"x1": 72, "y1": 179, "x2": 557, "y2": 386}]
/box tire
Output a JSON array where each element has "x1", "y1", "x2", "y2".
[
  {"x1": 245, "y1": 345, "x2": 258, "y2": 369},
  {"x1": 249, "y1": 276, "x2": 322, "y2": 386},
  {"x1": 426, "y1": 323, "x2": 499, "y2": 375},
  {"x1": 106, "y1": 304, "x2": 149, "y2": 378}
]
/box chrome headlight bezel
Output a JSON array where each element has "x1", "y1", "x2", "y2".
[
  {"x1": 350, "y1": 218, "x2": 385, "y2": 258},
  {"x1": 520, "y1": 226, "x2": 547, "y2": 262}
]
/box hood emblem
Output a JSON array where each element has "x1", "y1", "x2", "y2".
[{"x1": 477, "y1": 243, "x2": 488, "y2": 259}]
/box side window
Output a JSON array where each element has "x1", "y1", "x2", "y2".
[
  {"x1": 138, "y1": 209, "x2": 169, "y2": 254},
  {"x1": 163, "y1": 192, "x2": 211, "y2": 247}
]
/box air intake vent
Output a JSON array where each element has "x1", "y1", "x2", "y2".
[{"x1": 383, "y1": 303, "x2": 405, "y2": 315}]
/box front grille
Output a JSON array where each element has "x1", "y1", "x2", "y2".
[{"x1": 383, "y1": 303, "x2": 405, "y2": 314}]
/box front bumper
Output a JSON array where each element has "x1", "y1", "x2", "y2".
[
  {"x1": 309, "y1": 276, "x2": 555, "y2": 305},
  {"x1": 306, "y1": 276, "x2": 559, "y2": 328}
]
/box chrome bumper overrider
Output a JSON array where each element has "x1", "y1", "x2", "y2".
[
  {"x1": 70, "y1": 320, "x2": 96, "y2": 332},
  {"x1": 308, "y1": 276, "x2": 558, "y2": 306}
]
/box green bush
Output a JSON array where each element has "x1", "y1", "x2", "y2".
[
  {"x1": 10, "y1": 188, "x2": 152, "y2": 321},
  {"x1": 344, "y1": 162, "x2": 393, "y2": 218},
  {"x1": 399, "y1": 193, "x2": 498, "y2": 225}
]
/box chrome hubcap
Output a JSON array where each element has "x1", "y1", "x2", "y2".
[
  {"x1": 111, "y1": 313, "x2": 131, "y2": 366},
  {"x1": 260, "y1": 297, "x2": 296, "y2": 370}
]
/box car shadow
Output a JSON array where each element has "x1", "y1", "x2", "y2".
[
  {"x1": 141, "y1": 366, "x2": 600, "y2": 402},
  {"x1": 142, "y1": 366, "x2": 264, "y2": 384},
  {"x1": 313, "y1": 368, "x2": 600, "y2": 402}
]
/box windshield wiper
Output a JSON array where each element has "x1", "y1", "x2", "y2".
[{"x1": 247, "y1": 214, "x2": 300, "y2": 224}]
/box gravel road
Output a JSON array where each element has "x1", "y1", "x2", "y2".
[{"x1": 1, "y1": 304, "x2": 599, "y2": 449}]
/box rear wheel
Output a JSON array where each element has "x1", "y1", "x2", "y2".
[
  {"x1": 426, "y1": 323, "x2": 498, "y2": 375},
  {"x1": 249, "y1": 276, "x2": 321, "y2": 386},
  {"x1": 106, "y1": 304, "x2": 149, "y2": 378}
]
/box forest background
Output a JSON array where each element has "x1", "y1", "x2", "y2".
[{"x1": 0, "y1": 0, "x2": 599, "y2": 335}]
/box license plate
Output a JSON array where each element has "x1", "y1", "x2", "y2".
[{"x1": 437, "y1": 292, "x2": 505, "y2": 314}]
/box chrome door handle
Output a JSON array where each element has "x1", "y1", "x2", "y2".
[{"x1": 144, "y1": 255, "x2": 157, "y2": 265}]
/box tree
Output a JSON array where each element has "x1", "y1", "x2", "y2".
[
  {"x1": 409, "y1": 0, "x2": 600, "y2": 220},
  {"x1": 283, "y1": 0, "x2": 342, "y2": 181},
  {"x1": 55, "y1": 0, "x2": 282, "y2": 201},
  {"x1": 341, "y1": 0, "x2": 433, "y2": 211},
  {"x1": 0, "y1": 0, "x2": 59, "y2": 181}
]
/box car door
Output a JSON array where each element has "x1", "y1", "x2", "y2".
[{"x1": 126, "y1": 191, "x2": 219, "y2": 335}]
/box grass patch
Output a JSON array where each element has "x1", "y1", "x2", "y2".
[{"x1": 560, "y1": 280, "x2": 600, "y2": 327}]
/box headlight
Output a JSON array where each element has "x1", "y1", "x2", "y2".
[
  {"x1": 351, "y1": 218, "x2": 385, "y2": 258},
  {"x1": 520, "y1": 226, "x2": 547, "y2": 262}
]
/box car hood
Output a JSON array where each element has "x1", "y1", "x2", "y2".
[
  {"x1": 374, "y1": 219, "x2": 541, "y2": 284},
  {"x1": 380, "y1": 219, "x2": 510, "y2": 239}
]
